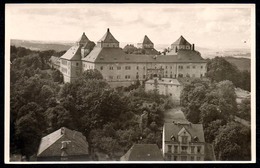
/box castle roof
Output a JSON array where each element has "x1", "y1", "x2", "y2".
[
  {"x1": 172, "y1": 35, "x2": 191, "y2": 46},
  {"x1": 164, "y1": 122, "x2": 205, "y2": 143},
  {"x1": 60, "y1": 45, "x2": 81, "y2": 60},
  {"x1": 138, "y1": 35, "x2": 154, "y2": 45},
  {"x1": 120, "y1": 144, "x2": 164, "y2": 161},
  {"x1": 83, "y1": 47, "x2": 206, "y2": 63},
  {"x1": 98, "y1": 28, "x2": 119, "y2": 43},
  {"x1": 37, "y1": 127, "x2": 89, "y2": 158},
  {"x1": 77, "y1": 32, "x2": 90, "y2": 44}
]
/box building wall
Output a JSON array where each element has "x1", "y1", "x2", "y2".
[
  {"x1": 97, "y1": 42, "x2": 119, "y2": 48},
  {"x1": 60, "y1": 59, "x2": 82, "y2": 83},
  {"x1": 145, "y1": 81, "x2": 183, "y2": 104}
]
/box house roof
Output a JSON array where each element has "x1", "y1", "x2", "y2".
[
  {"x1": 77, "y1": 32, "x2": 90, "y2": 44},
  {"x1": 97, "y1": 28, "x2": 119, "y2": 43},
  {"x1": 164, "y1": 123, "x2": 205, "y2": 142},
  {"x1": 172, "y1": 35, "x2": 191, "y2": 46},
  {"x1": 82, "y1": 41, "x2": 95, "y2": 49},
  {"x1": 138, "y1": 35, "x2": 154, "y2": 44},
  {"x1": 83, "y1": 47, "x2": 206, "y2": 63},
  {"x1": 37, "y1": 127, "x2": 89, "y2": 157},
  {"x1": 60, "y1": 45, "x2": 81, "y2": 60},
  {"x1": 49, "y1": 56, "x2": 60, "y2": 64},
  {"x1": 120, "y1": 144, "x2": 164, "y2": 161}
]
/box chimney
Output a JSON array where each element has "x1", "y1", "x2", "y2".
[
  {"x1": 192, "y1": 44, "x2": 195, "y2": 50},
  {"x1": 107, "y1": 28, "x2": 110, "y2": 32},
  {"x1": 61, "y1": 127, "x2": 65, "y2": 135},
  {"x1": 83, "y1": 32, "x2": 85, "y2": 35}
]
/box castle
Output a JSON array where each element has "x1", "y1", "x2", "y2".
[{"x1": 59, "y1": 28, "x2": 207, "y2": 87}]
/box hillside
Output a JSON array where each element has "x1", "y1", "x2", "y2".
[
  {"x1": 224, "y1": 56, "x2": 251, "y2": 72},
  {"x1": 11, "y1": 39, "x2": 73, "y2": 52}
]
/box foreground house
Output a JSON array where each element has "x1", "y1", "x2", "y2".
[
  {"x1": 37, "y1": 127, "x2": 90, "y2": 161},
  {"x1": 59, "y1": 28, "x2": 207, "y2": 87},
  {"x1": 162, "y1": 122, "x2": 206, "y2": 161},
  {"x1": 120, "y1": 144, "x2": 164, "y2": 161}
]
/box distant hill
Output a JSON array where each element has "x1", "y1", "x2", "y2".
[
  {"x1": 224, "y1": 56, "x2": 250, "y2": 72},
  {"x1": 11, "y1": 39, "x2": 73, "y2": 52}
]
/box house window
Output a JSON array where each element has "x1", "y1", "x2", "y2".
[
  {"x1": 193, "y1": 65, "x2": 196, "y2": 69},
  {"x1": 191, "y1": 156, "x2": 194, "y2": 161},
  {"x1": 76, "y1": 62, "x2": 79, "y2": 66},
  {"x1": 197, "y1": 156, "x2": 201, "y2": 161},
  {"x1": 137, "y1": 66, "x2": 139, "y2": 70},
  {"x1": 125, "y1": 66, "x2": 131, "y2": 70},
  {"x1": 109, "y1": 66, "x2": 113, "y2": 70},
  {"x1": 143, "y1": 66, "x2": 146, "y2": 70},
  {"x1": 197, "y1": 146, "x2": 201, "y2": 154},
  {"x1": 125, "y1": 75, "x2": 130, "y2": 79},
  {"x1": 181, "y1": 146, "x2": 188, "y2": 153},
  {"x1": 181, "y1": 156, "x2": 187, "y2": 161},
  {"x1": 191, "y1": 146, "x2": 195, "y2": 154},
  {"x1": 100, "y1": 66, "x2": 103, "y2": 70},
  {"x1": 187, "y1": 66, "x2": 190, "y2": 69},
  {"x1": 174, "y1": 146, "x2": 178, "y2": 153},
  {"x1": 166, "y1": 66, "x2": 168, "y2": 69},
  {"x1": 201, "y1": 66, "x2": 203, "y2": 69},
  {"x1": 174, "y1": 156, "x2": 177, "y2": 161},
  {"x1": 143, "y1": 75, "x2": 146, "y2": 79},
  {"x1": 109, "y1": 76, "x2": 113, "y2": 80},
  {"x1": 117, "y1": 75, "x2": 121, "y2": 79},
  {"x1": 117, "y1": 66, "x2": 121, "y2": 70},
  {"x1": 136, "y1": 75, "x2": 139, "y2": 79},
  {"x1": 178, "y1": 74, "x2": 183, "y2": 78},
  {"x1": 167, "y1": 145, "x2": 172, "y2": 153},
  {"x1": 170, "y1": 66, "x2": 172, "y2": 69},
  {"x1": 182, "y1": 136, "x2": 188, "y2": 144}
]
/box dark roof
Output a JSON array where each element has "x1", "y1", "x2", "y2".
[
  {"x1": 83, "y1": 47, "x2": 206, "y2": 63},
  {"x1": 37, "y1": 127, "x2": 89, "y2": 157},
  {"x1": 120, "y1": 144, "x2": 164, "y2": 161},
  {"x1": 82, "y1": 41, "x2": 95, "y2": 49},
  {"x1": 164, "y1": 123, "x2": 205, "y2": 142},
  {"x1": 77, "y1": 32, "x2": 90, "y2": 44},
  {"x1": 139, "y1": 35, "x2": 154, "y2": 45},
  {"x1": 60, "y1": 45, "x2": 81, "y2": 60},
  {"x1": 98, "y1": 28, "x2": 119, "y2": 43},
  {"x1": 172, "y1": 35, "x2": 191, "y2": 46},
  {"x1": 143, "y1": 48, "x2": 160, "y2": 55}
]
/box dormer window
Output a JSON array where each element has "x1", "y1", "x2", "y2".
[{"x1": 182, "y1": 136, "x2": 188, "y2": 144}]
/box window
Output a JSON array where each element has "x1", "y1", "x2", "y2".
[
  {"x1": 137, "y1": 66, "x2": 139, "y2": 70},
  {"x1": 143, "y1": 75, "x2": 146, "y2": 79},
  {"x1": 181, "y1": 146, "x2": 188, "y2": 153},
  {"x1": 136, "y1": 75, "x2": 139, "y2": 79},
  {"x1": 182, "y1": 136, "x2": 188, "y2": 144},
  {"x1": 200, "y1": 74, "x2": 203, "y2": 77},
  {"x1": 167, "y1": 155, "x2": 171, "y2": 161},
  {"x1": 117, "y1": 75, "x2": 121, "y2": 79},
  {"x1": 109, "y1": 66, "x2": 113, "y2": 70},
  {"x1": 187, "y1": 66, "x2": 190, "y2": 69},
  {"x1": 76, "y1": 62, "x2": 79, "y2": 66},
  {"x1": 100, "y1": 66, "x2": 103, "y2": 70},
  {"x1": 125, "y1": 75, "x2": 130, "y2": 79},
  {"x1": 201, "y1": 66, "x2": 203, "y2": 69},
  {"x1": 174, "y1": 146, "x2": 178, "y2": 153},
  {"x1": 191, "y1": 146, "x2": 195, "y2": 153},
  {"x1": 125, "y1": 66, "x2": 131, "y2": 70},
  {"x1": 117, "y1": 66, "x2": 121, "y2": 70},
  {"x1": 191, "y1": 156, "x2": 194, "y2": 161},
  {"x1": 166, "y1": 71, "x2": 168, "y2": 74},
  {"x1": 174, "y1": 156, "x2": 177, "y2": 161},
  {"x1": 193, "y1": 65, "x2": 196, "y2": 69},
  {"x1": 181, "y1": 156, "x2": 187, "y2": 161},
  {"x1": 167, "y1": 145, "x2": 172, "y2": 153},
  {"x1": 178, "y1": 74, "x2": 183, "y2": 78},
  {"x1": 197, "y1": 146, "x2": 201, "y2": 153},
  {"x1": 166, "y1": 66, "x2": 168, "y2": 69},
  {"x1": 143, "y1": 66, "x2": 146, "y2": 70}
]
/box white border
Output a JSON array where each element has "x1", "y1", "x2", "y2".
[{"x1": 5, "y1": 3, "x2": 256, "y2": 164}]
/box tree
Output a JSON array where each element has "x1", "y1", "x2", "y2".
[
  {"x1": 80, "y1": 69, "x2": 103, "y2": 80},
  {"x1": 214, "y1": 122, "x2": 251, "y2": 160},
  {"x1": 51, "y1": 69, "x2": 64, "y2": 83},
  {"x1": 237, "y1": 98, "x2": 250, "y2": 120}
]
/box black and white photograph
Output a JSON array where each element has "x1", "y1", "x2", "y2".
[{"x1": 4, "y1": 3, "x2": 255, "y2": 163}]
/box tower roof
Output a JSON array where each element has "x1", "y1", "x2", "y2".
[
  {"x1": 172, "y1": 35, "x2": 191, "y2": 45},
  {"x1": 77, "y1": 32, "x2": 90, "y2": 44},
  {"x1": 139, "y1": 35, "x2": 154, "y2": 44},
  {"x1": 98, "y1": 28, "x2": 119, "y2": 43}
]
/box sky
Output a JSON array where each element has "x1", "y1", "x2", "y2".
[{"x1": 5, "y1": 4, "x2": 254, "y2": 50}]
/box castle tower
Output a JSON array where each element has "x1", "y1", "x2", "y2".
[
  {"x1": 170, "y1": 35, "x2": 193, "y2": 54},
  {"x1": 76, "y1": 32, "x2": 90, "y2": 46},
  {"x1": 137, "y1": 35, "x2": 154, "y2": 49},
  {"x1": 97, "y1": 28, "x2": 119, "y2": 48}
]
